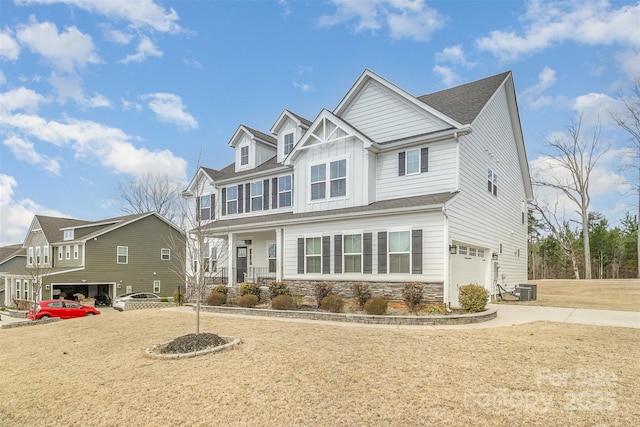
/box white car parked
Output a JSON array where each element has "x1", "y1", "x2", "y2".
[{"x1": 112, "y1": 292, "x2": 160, "y2": 311}]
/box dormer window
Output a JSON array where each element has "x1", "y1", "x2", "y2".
[
  {"x1": 64, "y1": 229, "x2": 74, "y2": 241},
  {"x1": 240, "y1": 146, "x2": 249, "y2": 166},
  {"x1": 284, "y1": 133, "x2": 294, "y2": 155}
]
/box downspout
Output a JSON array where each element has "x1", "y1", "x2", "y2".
[{"x1": 442, "y1": 205, "x2": 450, "y2": 310}]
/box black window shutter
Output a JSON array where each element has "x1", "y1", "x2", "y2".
[
  {"x1": 271, "y1": 177, "x2": 278, "y2": 209},
  {"x1": 221, "y1": 188, "x2": 227, "y2": 216},
  {"x1": 263, "y1": 179, "x2": 269, "y2": 211},
  {"x1": 363, "y1": 232, "x2": 372, "y2": 274},
  {"x1": 237, "y1": 185, "x2": 244, "y2": 213},
  {"x1": 195, "y1": 196, "x2": 201, "y2": 222},
  {"x1": 322, "y1": 236, "x2": 330, "y2": 274},
  {"x1": 412, "y1": 229, "x2": 423, "y2": 274},
  {"x1": 245, "y1": 183, "x2": 251, "y2": 212},
  {"x1": 398, "y1": 152, "x2": 405, "y2": 176},
  {"x1": 297, "y1": 238, "x2": 304, "y2": 274},
  {"x1": 378, "y1": 231, "x2": 387, "y2": 274},
  {"x1": 334, "y1": 234, "x2": 342, "y2": 274},
  {"x1": 211, "y1": 193, "x2": 216, "y2": 220},
  {"x1": 420, "y1": 147, "x2": 429, "y2": 173}
]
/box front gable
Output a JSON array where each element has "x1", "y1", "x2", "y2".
[
  {"x1": 270, "y1": 110, "x2": 311, "y2": 163},
  {"x1": 228, "y1": 125, "x2": 277, "y2": 172}
]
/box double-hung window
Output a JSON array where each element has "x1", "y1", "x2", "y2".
[
  {"x1": 227, "y1": 186, "x2": 238, "y2": 214},
  {"x1": 344, "y1": 234, "x2": 362, "y2": 273},
  {"x1": 117, "y1": 246, "x2": 128, "y2": 264},
  {"x1": 311, "y1": 158, "x2": 347, "y2": 201},
  {"x1": 305, "y1": 237, "x2": 322, "y2": 273},
  {"x1": 488, "y1": 169, "x2": 498, "y2": 196},
  {"x1": 35, "y1": 247, "x2": 41, "y2": 265},
  {"x1": 28, "y1": 247, "x2": 33, "y2": 265},
  {"x1": 406, "y1": 149, "x2": 420, "y2": 175},
  {"x1": 153, "y1": 280, "x2": 161, "y2": 293},
  {"x1": 65, "y1": 245, "x2": 71, "y2": 260},
  {"x1": 240, "y1": 146, "x2": 249, "y2": 166},
  {"x1": 268, "y1": 243, "x2": 277, "y2": 273},
  {"x1": 199, "y1": 195, "x2": 211, "y2": 220},
  {"x1": 161, "y1": 248, "x2": 170, "y2": 261},
  {"x1": 284, "y1": 133, "x2": 294, "y2": 155},
  {"x1": 310, "y1": 164, "x2": 326, "y2": 200},
  {"x1": 279, "y1": 175, "x2": 292, "y2": 207},
  {"x1": 389, "y1": 231, "x2": 410, "y2": 273},
  {"x1": 330, "y1": 159, "x2": 346, "y2": 197},
  {"x1": 251, "y1": 181, "x2": 263, "y2": 211},
  {"x1": 73, "y1": 244, "x2": 79, "y2": 259}
]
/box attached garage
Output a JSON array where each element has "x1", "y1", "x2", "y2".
[
  {"x1": 50, "y1": 282, "x2": 115, "y2": 306},
  {"x1": 449, "y1": 244, "x2": 489, "y2": 308}
]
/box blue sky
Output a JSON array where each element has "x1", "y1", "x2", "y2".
[{"x1": 1, "y1": 0, "x2": 639, "y2": 245}]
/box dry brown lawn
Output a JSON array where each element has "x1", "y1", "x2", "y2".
[
  {"x1": 499, "y1": 279, "x2": 640, "y2": 312},
  {"x1": 1, "y1": 309, "x2": 638, "y2": 426}
]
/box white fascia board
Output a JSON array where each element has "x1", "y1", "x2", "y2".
[{"x1": 375, "y1": 126, "x2": 471, "y2": 152}]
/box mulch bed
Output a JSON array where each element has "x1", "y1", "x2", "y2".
[{"x1": 158, "y1": 333, "x2": 227, "y2": 354}]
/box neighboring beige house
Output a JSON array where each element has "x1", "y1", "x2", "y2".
[
  {"x1": 0, "y1": 244, "x2": 26, "y2": 307},
  {"x1": 2, "y1": 212, "x2": 185, "y2": 306},
  {"x1": 183, "y1": 69, "x2": 533, "y2": 307}
]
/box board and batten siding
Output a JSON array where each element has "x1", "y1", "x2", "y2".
[
  {"x1": 447, "y1": 83, "x2": 528, "y2": 288},
  {"x1": 376, "y1": 140, "x2": 458, "y2": 201},
  {"x1": 341, "y1": 80, "x2": 449, "y2": 143},
  {"x1": 282, "y1": 211, "x2": 445, "y2": 282}
]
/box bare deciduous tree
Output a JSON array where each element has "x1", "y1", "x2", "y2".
[
  {"x1": 118, "y1": 173, "x2": 181, "y2": 223},
  {"x1": 533, "y1": 115, "x2": 606, "y2": 280}
]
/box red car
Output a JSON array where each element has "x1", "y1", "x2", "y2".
[{"x1": 27, "y1": 299, "x2": 100, "y2": 320}]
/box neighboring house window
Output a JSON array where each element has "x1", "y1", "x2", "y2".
[
  {"x1": 268, "y1": 243, "x2": 277, "y2": 273},
  {"x1": 279, "y1": 175, "x2": 292, "y2": 207},
  {"x1": 28, "y1": 247, "x2": 33, "y2": 265},
  {"x1": 65, "y1": 245, "x2": 71, "y2": 260},
  {"x1": 74, "y1": 244, "x2": 79, "y2": 259},
  {"x1": 344, "y1": 234, "x2": 362, "y2": 273},
  {"x1": 240, "y1": 146, "x2": 249, "y2": 166},
  {"x1": 117, "y1": 246, "x2": 128, "y2": 264},
  {"x1": 16, "y1": 280, "x2": 21, "y2": 299},
  {"x1": 330, "y1": 159, "x2": 347, "y2": 197},
  {"x1": 58, "y1": 247, "x2": 62, "y2": 261},
  {"x1": 203, "y1": 244, "x2": 210, "y2": 272},
  {"x1": 44, "y1": 246, "x2": 49, "y2": 265},
  {"x1": 199, "y1": 195, "x2": 211, "y2": 221},
  {"x1": 63, "y1": 230, "x2": 74, "y2": 240},
  {"x1": 161, "y1": 248, "x2": 170, "y2": 260},
  {"x1": 251, "y1": 181, "x2": 263, "y2": 211},
  {"x1": 310, "y1": 163, "x2": 326, "y2": 200},
  {"x1": 24, "y1": 281, "x2": 29, "y2": 300},
  {"x1": 35, "y1": 246, "x2": 41, "y2": 265},
  {"x1": 284, "y1": 133, "x2": 294, "y2": 155},
  {"x1": 398, "y1": 148, "x2": 429, "y2": 176},
  {"x1": 389, "y1": 231, "x2": 410, "y2": 273},
  {"x1": 210, "y1": 246, "x2": 218, "y2": 272},
  {"x1": 488, "y1": 169, "x2": 498, "y2": 196},
  {"x1": 305, "y1": 237, "x2": 322, "y2": 273},
  {"x1": 227, "y1": 186, "x2": 238, "y2": 215},
  {"x1": 153, "y1": 280, "x2": 161, "y2": 293}
]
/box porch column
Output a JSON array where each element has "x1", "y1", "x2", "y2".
[
  {"x1": 275, "y1": 228, "x2": 283, "y2": 282},
  {"x1": 227, "y1": 232, "x2": 234, "y2": 287}
]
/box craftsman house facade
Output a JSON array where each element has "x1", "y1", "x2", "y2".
[
  {"x1": 183, "y1": 70, "x2": 533, "y2": 307},
  {"x1": 2, "y1": 212, "x2": 185, "y2": 307}
]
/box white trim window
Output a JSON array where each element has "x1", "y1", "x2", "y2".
[
  {"x1": 310, "y1": 163, "x2": 326, "y2": 200},
  {"x1": 58, "y1": 247, "x2": 63, "y2": 261},
  {"x1": 16, "y1": 280, "x2": 21, "y2": 299},
  {"x1": 28, "y1": 247, "x2": 34, "y2": 265},
  {"x1": 199, "y1": 194, "x2": 211, "y2": 221},
  {"x1": 73, "y1": 244, "x2": 79, "y2": 259},
  {"x1": 305, "y1": 237, "x2": 322, "y2": 273},
  {"x1": 240, "y1": 146, "x2": 249, "y2": 166},
  {"x1": 227, "y1": 185, "x2": 238, "y2": 215},
  {"x1": 24, "y1": 281, "x2": 29, "y2": 300},
  {"x1": 488, "y1": 169, "x2": 498, "y2": 196},
  {"x1": 389, "y1": 231, "x2": 411, "y2": 273},
  {"x1": 330, "y1": 159, "x2": 347, "y2": 197},
  {"x1": 310, "y1": 158, "x2": 347, "y2": 201},
  {"x1": 35, "y1": 246, "x2": 41, "y2": 265},
  {"x1": 279, "y1": 175, "x2": 292, "y2": 207},
  {"x1": 63, "y1": 229, "x2": 74, "y2": 241},
  {"x1": 344, "y1": 234, "x2": 362, "y2": 273},
  {"x1": 251, "y1": 181, "x2": 263, "y2": 211},
  {"x1": 161, "y1": 248, "x2": 170, "y2": 261},
  {"x1": 44, "y1": 246, "x2": 49, "y2": 265},
  {"x1": 406, "y1": 149, "x2": 420, "y2": 175},
  {"x1": 153, "y1": 280, "x2": 161, "y2": 293},
  {"x1": 284, "y1": 133, "x2": 294, "y2": 155},
  {"x1": 268, "y1": 242, "x2": 277, "y2": 273},
  {"x1": 65, "y1": 245, "x2": 71, "y2": 260},
  {"x1": 117, "y1": 246, "x2": 128, "y2": 264}
]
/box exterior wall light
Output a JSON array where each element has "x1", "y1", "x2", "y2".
[{"x1": 449, "y1": 244, "x2": 457, "y2": 255}]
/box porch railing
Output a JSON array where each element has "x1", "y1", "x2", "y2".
[{"x1": 244, "y1": 267, "x2": 276, "y2": 284}]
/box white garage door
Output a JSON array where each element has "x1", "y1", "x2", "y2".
[{"x1": 449, "y1": 245, "x2": 488, "y2": 308}]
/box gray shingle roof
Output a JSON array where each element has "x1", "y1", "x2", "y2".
[
  {"x1": 0, "y1": 244, "x2": 25, "y2": 263},
  {"x1": 417, "y1": 71, "x2": 510, "y2": 125},
  {"x1": 285, "y1": 110, "x2": 312, "y2": 127},
  {"x1": 242, "y1": 125, "x2": 277, "y2": 146},
  {"x1": 202, "y1": 192, "x2": 456, "y2": 233}
]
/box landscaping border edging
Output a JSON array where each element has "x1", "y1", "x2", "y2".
[
  {"x1": 144, "y1": 336, "x2": 241, "y2": 359},
  {"x1": 198, "y1": 305, "x2": 497, "y2": 325}
]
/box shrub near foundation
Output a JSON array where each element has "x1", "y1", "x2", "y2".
[
  {"x1": 212, "y1": 285, "x2": 228, "y2": 295},
  {"x1": 314, "y1": 283, "x2": 334, "y2": 308},
  {"x1": 238, "y1": 294, "x2": 259, "y2": 308},
  {"x1": 402, "y1": 282, "x2": 424, "y2": 314},
  {"x1": 458, "y1": 284, "x2": 489, "y2": 313},
  {"x1": 364, "y1": 297, "x2": 388, "y2": 315},
  {"x1": 351, "y1": 282, "x2": 372, "y2": 309},
  {"x1": 206, "y1": 292, "x2": 226, "y2": 306},
  {"x1": 271, "y1": 295, "x2": 294, "y2": 310},
  {"x1": 320, "y1": 295, "x2": 344, "y2": 313},
  {"x1": 239, "y1": 283, "x2": 261, "y2": 301},
  {"x1": 268, "y1": 281, "x2": 291, "y2": 299}
]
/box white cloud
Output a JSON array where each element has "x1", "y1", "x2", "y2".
[
  {"x1": 0, "y1": 112, "x2": 188, "y2": 181},
  {"x1": 3, "y1": 135, "x2": 61, "y2": 174},
  {"x1": 143, "y1": 92, "x2": 197, "y2": 129},
  {"x1": 523, "y1": 66, "x2": 558, "y2": 109},
  {"x1": 17, "y1": 0, "x2": 183, "y2": 34},
  {"x1": 85, "y1": 93, "x2": 112, "y2": 109},
  {"x1": 121, "y1": 99, "x2": 142, "y2": 111},
  {"x1": 293, "y1": 81, "x2": 314, "y2": 93},
  {"x1": 318, "y1": 0, "x2": 445, "y2": 41},
  {"x1": 0, "y1": 174, "x2": 65, "y2": 245},
  {"x1": 0, "y1": 28, "x2": 21, "y2": 60},
  {"x1": 0, "y1": 87, "x2": 49, "y2": 113},
  {"x1": 617, "y1": 50, "x2": 640, "y2": 79},
  {"x1": 435, "y1": 45, "x2": 474, "y2": 67},
  {"x1": 119, "y1": 36, "x2": 163, "y2": 64},
  {"x1": 102, "y1": 26, "x2": 134, "y2": 44},
  {"x1": 183, "y1": 58, "x2": 202, "y2": 69},
  {"x1": 16, "y1": 18, "x2": 100, "y2": 73},
  {"x1": 48, "y1": 72, "x2": 84, "y2": 102},
  {"x1": 476, "y1": 0, "x2": 640, "y2": 61},
  {"x1": 432, "y1": 65, "x2": 458, "y2": 87},
  {"x1": 572, "y1": 92, "x2": 622, "y2": 127},
  {"x1": 0, "y1": 70, "x2": 5, "y2": 85}
]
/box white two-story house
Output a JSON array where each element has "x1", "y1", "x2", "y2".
[{"x1": 183, "y1": 70, "x2": 533, "y2": 307}]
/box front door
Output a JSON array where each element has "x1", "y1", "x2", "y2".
[{"x1": 236, "y1": 247, "x2": 247, "y2": 283}]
